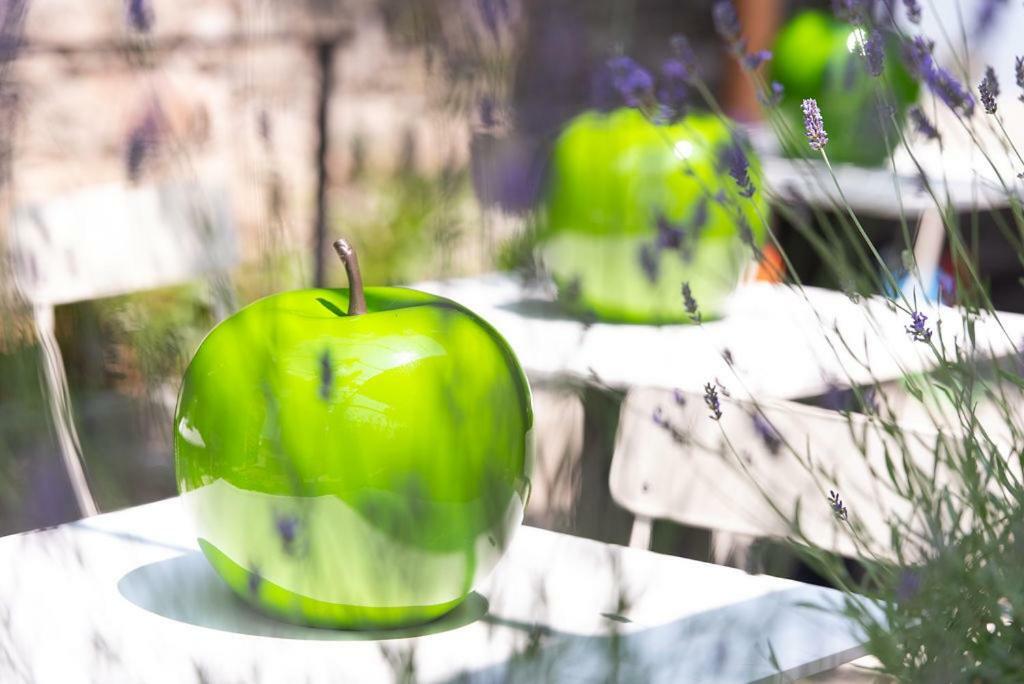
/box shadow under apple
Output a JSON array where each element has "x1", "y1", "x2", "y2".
[{"x1": 117, "y1": 551, "x2": 489, "y2": 641}]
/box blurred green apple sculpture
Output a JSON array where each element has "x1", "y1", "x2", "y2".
[
  {"x1": 538, "y1": 108, "x2": 767, "y2": 323},
  {"x1": 175, "y1": 239, "x2": 533, "y2": 629},
  {"x1": 771, "y1": 10, "x2": 919, "y2": 166}
]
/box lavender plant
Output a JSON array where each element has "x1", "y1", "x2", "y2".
[{"x1": 617, "y1": 2, "x2": 1024, "y2": 680}]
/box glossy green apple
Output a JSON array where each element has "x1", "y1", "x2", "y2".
[
  {"x1": 174, "y1": 241, "x2": 533, "y2": 629},
  {"x1": 771, "y1": 10, "x2": 919, "y2": 166},
  {"x1": 538, "y1": 108, "x2": 767, "y2": 323}
]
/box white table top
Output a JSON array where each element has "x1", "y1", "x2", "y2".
[
  {"x1": 0, "y1": 498, "x2": 878, "y2": 683},
  {"x1": 418, "y1": 274, "x2": 1024, "y2": 401}
]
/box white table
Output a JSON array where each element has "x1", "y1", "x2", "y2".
[
  {"x1": 0, "y1": 498, "x2": 879, "y2": 683},
  {"x1": 418, "y1": 274, "x2": 1024, "y2": 401}
]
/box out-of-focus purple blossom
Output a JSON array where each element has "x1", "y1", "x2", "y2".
[
  {"x1": 759, "y1": 81, "x2": 784, "y2": 108},
  {"x1": 742, "y1": 50, "x2": 772, "y2": 71},
  {"x1": 673, "y1": 388, "x2": 688, "y2": 405},
  {"x1": 901, "y1": 36, "x2": 935, "y2": 80},
  {"x1": 669, "y1": 35, "x2": 697, "y2": 79},
  {"x1": 712, "y1": 1, "x2": 742, "y2": 46},
  {"x1": 751, "y1": 413, "x2": 782, "y2": 455},
  {"x1": 801, "y1": 98, "x2": 828, "y2": 151},
  {"x1": 902, "y1": 0, "x2": 922, "y2": 24},
  {"x1": 477, "y1": 0, "x2": 510, "y2": 40},
  {"x1": 930, "y1": 66, "x2": 975, "y2": 117},
  {"x1": 248, "y1": 567, "x2": 262, "y2": 595},
  {"x1": 831, "y1": 0, "x2": 865, "y2": 23},
  {"x1": 975, "y1": 0, "x2": 1008, "y2": 38},
  {"x1": 479, "y1": 97, "x2": 497, "y2": 128},
  {"x1": 704, "y1": 382, "x2": 723, "y2": 421},
  {"x1": 658, "y1": 58, "x2": 690, "y2": 122},
  {"x1": 896, "y1": 568, "x2": 922, "y2": 602},
  {"x1": 864, "y1": 30, "x2": 884, "y2": 77},
  {"x1": 1016, "y1": 56, "x2": 1024, "y2": 102},
  {"x1": 908, "y1": 105, "x2": 940, "y2": 141},
  {"x1": 126, "y1": 0, "x2": 153, "y2": 33},
  {"x1": 682, "y1": 282, "x2": 700, "y2": 323},
  {"x1": 319, "y1": 349, "x2": 333, "y2": 401},
  {"x1": 639, "y1": 244, "x2": 659, "y2": 283},
  {"x1": 655, "y1": 215, "x2": 685, "y2": 249},
  {"x1": 828, "y1": 489, "x2": 849, "y2": 521},
  {"x1": 275, "y1": 514, "x2": 299, "y2": 552},
  {"x1": 902, "y1": 37, "x2": 975, "y2": 117},
  {"x1": 690, "y1": 197, "x2": 709, "y2": 231},
  {"x1": 124, "y1": 105, "x2": 163, "y2": 181},
  {"x1": 906, "y1": 310, "x2": 933, "y2": 342},
  {"x1": 980, "y1": 65, "x2": 999, "y2": 115},
  {"x1": 608, "y1": 56, "x2": 654, "y2": 108},
  {"x1": 652, "y1": 407, "x2": 687, "y2": 444},
  {"x1": 721, "y1": 142, "x2": 755, "y2": 198}
]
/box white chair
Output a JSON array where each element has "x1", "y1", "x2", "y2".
[
  {"x1": 609, "y1": 387, "x2": 944, "y2": 559},
  {"x1": 7, "y1": 181, "x2": 236, "y2": 517}
]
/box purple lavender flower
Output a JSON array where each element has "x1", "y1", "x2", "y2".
[
  {"x1": 248, "y1": 566, "x2": 262, "y2": 595},
  {"x1": 902, "y1": 0, "x2": 922, "y2": 24},
  {"x1": 608, "y1": 56, "x2": 654, "y2": 108},
  {"x1": 673, "y1": 388, "x2": 688, "y2": 405},
  {"x1": 639, "y1": 244, "x2": 659, "y2": 283},
  {"x1": 703, "y1": 382, "x2": 723, "y2": 421},
  {"x1": 751, "y1": 413, "x2": 782, "y2": 455},
  {"x1": 864, "y1": 30, "x2": 884, "y2": 78},
  {"x1": 682, "y1": 282, "x2": 700, "y2": 322},
  {"x1": 908, "y1": 105, "x2": 940, "y2": 141},
  {"x1": 721, "y1": 142, "x2": 755, "y2": 197},
  {"x1": 906, "y1": 310, "x2": 933, "y2": 342},
  {"x1": 712, "y1": 1, "x2": 742, "y2": 45},
  {"x1": 901, "y1": 36, "x2": 935, "y2": 80},
  {"x1": 759, "y1": 81, "x2": 784, "y2": 108},
  {"x1": 1017, "y1": 56, "x2": 1024, "y2": 102},
  {"x1": 126, "y1": 0, "x2": 153, "y2": 32},
  {"x1": 930, "y1": 66, "x2": 975, "y2": 117},
  {"x1": 980, "y1": 65, "x2": 999, "y2": 115},
  {"x1": 653, "y1": 408, "x2": 687, "y2": 444},
  {"x1": 658, "y1": 58, "x2": 690, "y2": 122},
  {"x1": 801, "y1": 98, "x2": 829, "y2": 151},
  {"x1": 902, "y1": 37, "x2": 975, "y2": 117},
  {"x1": 669, "y1": 35, "x2": 697, "y2": 75},
  {"x1": 975, "y1": 0, "x2": 1009, "y2": 38},
  {"x1": 124, "y1": 106, "x2": 162, "y2": 181},
  {"x1": 831, "y1": 0, "x2": 865, "y2": 23},
  {"x1": 828, "y1": 490, "x2": 849, "y2": 521},
  {"x1": 477, "y1": 0, "x2": 510, "y2": 40},
  {"x1": 319, "y1": 349, "x2": 333, "y2": 401},
  {"x1": 655, "y1": 215, "x2": 685, "y2": 249},
  {"x1": 275, "y1": 514, "x2": 299, "y2": 552},
  {"x1": 742, "y1": 50, "x2": 772, "y2": 71}
]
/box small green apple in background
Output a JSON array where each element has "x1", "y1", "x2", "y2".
[
  {"x1": 538, "y1": 108, "x2": 768, "y2": 324},
  {"x1": 771, "y1": 10, "x2": 919, "y2": 166},
  {"x1": 175, "y1": 239, "x2": 533, "y2": 629}
]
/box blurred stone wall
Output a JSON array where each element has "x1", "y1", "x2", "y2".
[{"x1": 2, "y1": 0, "x2": 482, "y2": 277}]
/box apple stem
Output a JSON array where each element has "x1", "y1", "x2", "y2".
[{"x1": 332, "y1": 238, "x2": 367, "y2": 316}]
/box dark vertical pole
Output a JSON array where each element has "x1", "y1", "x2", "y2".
[{"x1": 312, "y1": 40, "x2": 336, "y2": 287}]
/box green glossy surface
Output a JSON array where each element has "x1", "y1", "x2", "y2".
[
  {"x1": 174, "y1": 287, "x2": 533, "y2": 629},
  {"x1": 771, "y1": 10, "x2": 919, "y2": 166},
  {"x1": 538, "y1": 108, "x2": 767, "y2": 323}
]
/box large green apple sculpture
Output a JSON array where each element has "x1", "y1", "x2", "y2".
[
  {"x1": 771, "y1": 10, "x2": 919, "y2": 166},
  {"x1": 174, "y1": 240, "x2": 532, "y2": 629},
  {"x1": 538, "y1": 108, "x2": 767, "y2": 323}
]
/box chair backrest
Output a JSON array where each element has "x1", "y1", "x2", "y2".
[
  {"x1": 609, "y1": 387, "x2": 946, "y2": 559},
  {"x1": 8, "y1": 181, "x2": 236, "y2": 307}
]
